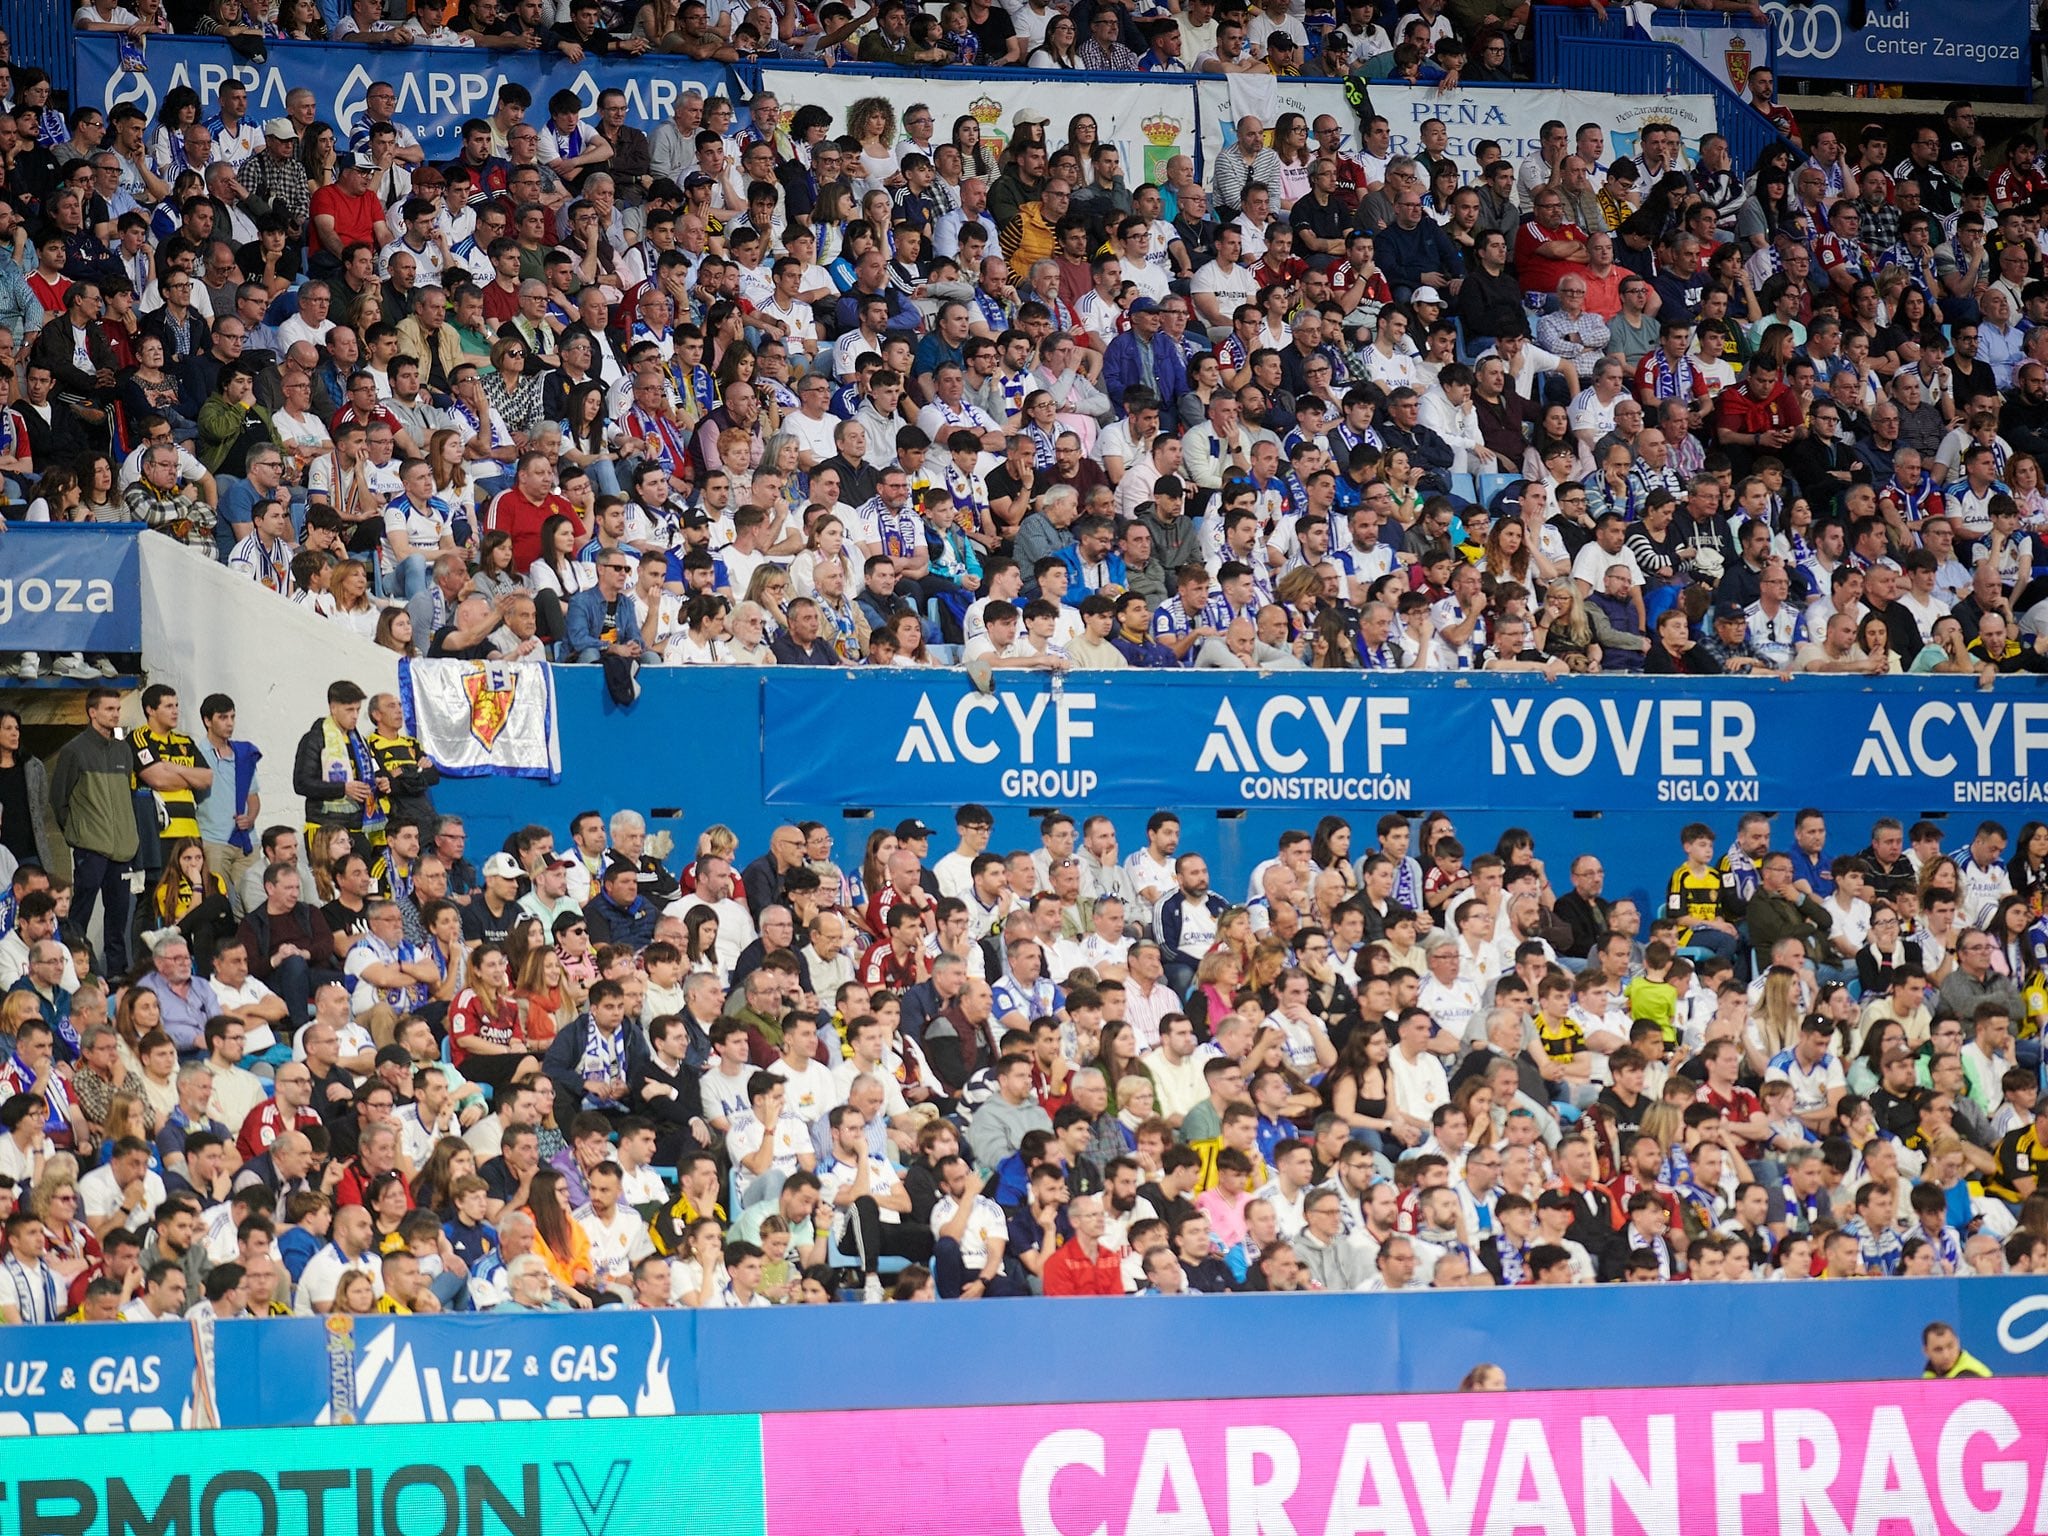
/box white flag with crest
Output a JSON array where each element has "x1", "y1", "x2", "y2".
[{"x1": 400, "y1": 658, "x2": 560, "y2": 780}]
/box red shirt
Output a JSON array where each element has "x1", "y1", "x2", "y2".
[
  {"x1": 1714, "y1": 382, "x2": 1800, "y2": 439},
  {"x1": 859, "y1": 941, "x2": 927, "y2": 991},
  {"x1": 1991, "y1": 164, "x2": 2048, "y2": 210},
  {"x1": 335, "y1": 1159, "x2": 416, "y2": 1210},
  {"x1": 1041, "y1": 1236, "x2": 1126, "y2": 1296},
  {"x1": 311, "y1": 183, "x2": 387, "y2": 253},
  {"x1": 1513, "y1": 218, "x2": 1589, "y2": 295},
  {"x1": 1696, "y1": 1082, "x2": 1762, "y2": 1124},
  {"x1": 487, "y1": 484, "x2": 581, "y2": 572},
  {"x1": 448, "y1": 987, "x2": 521, "y2": 1064},
  {"x1": 237, "y1": 1099, "x2": 324, "y2": 1160},
  {"x1": 482, "y1": 279, "x2": 523, "y2": 325}
]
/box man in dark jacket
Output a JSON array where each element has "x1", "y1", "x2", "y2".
[
  {"x1": 542, "y1": 979, "x2": 651, "y2": 1119},
  {"x1": 49, "y1": 687, "x2": 142, "y2": 977},
  {"x1": 770, "y1": 598, "x2": 841, "y2": 664},
  {"x1": 582, "y1": 863, "x2": 655, "y2": 950},
  {"x1": 293, "y1": 680, "x2": 383, "y2": 842}
]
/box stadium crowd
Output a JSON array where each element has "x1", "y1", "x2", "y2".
[
  {"x1": 4, "y1": 10, "x2": 2048, "y2": 680},
  {"x1": 3, "y1": 691, "x2": 2048, "y2": 1315}
]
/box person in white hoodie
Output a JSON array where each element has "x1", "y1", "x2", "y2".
[{"x1": 1417, "y1": 364, "x2": 1500, "y2": 476}]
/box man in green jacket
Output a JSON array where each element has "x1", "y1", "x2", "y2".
[
  {"x1": 1745, "y1": 851, "x2": 1833, "y2": 971},
  {"x1": 48, "y1": 687, "x2": 142, "y2": 977}
]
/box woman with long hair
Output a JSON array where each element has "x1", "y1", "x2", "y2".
[
  {"x1": 412, "y1": 1136, "x2": 476, "y2": 1215},
  {"x1": 1269, "y1": 113, "x2": 1313, "y2": 210},
  {"x1": 1480, "y1": 515, "x2": 1533, "y2": 584},
  {"x1": 1744, "y1": 967, "x2": 1804, "y2": 1076},
  {"x1": 512, "y1": 944, "x2": 571, "y2": 1048},
  {"x1": 1187, "y1": 949, "x2": 1241, "y2": 1040},
  {"x1": 1535, "y1": 579, "x2": 1604, "y2": 670},
  {"x1": 146, "y1": 837, "x2": 235, "y2": 973},
  {"x1": 309, "y1": 825, "x2": 357, "y2": 905},
  {"x1": 743, "y1": 565, "x2": 791, "y2": 634},
  {"x1": 114, "y1": 982, "x2": 164, "y2": 1069},
  {"x1": 299, "y1": 122, "x2": 337, "y2": 191},
  {"x1": 121, "y1": 334, "x2": 194, "y2": 441},
  {"x1": 98, "y1": 1090, "x2": 156, "y2": 1157},
  {"x1": 1309, "y1": 818, "x2": 1357, "y2": 896},
  {"x1": 680, "y1": 906, "x2": 723, "y2": 982},
  {"x1": 0, "y1": 707, "x2": 51, "y2": 872},
  {"x1": 1088, "y1": 1020, "x2": 1150, "y2": 1115},
  {"x1": 952, "y1": 114, "x2": 997, "y2": 179},
  {"x1": 1323, "y1": 1021, "x2": 1415, "y2": 1151},
  {"x1": 1210, "y1": 907, "x2": 1255, "y2": 974},
  {"x1": 788, "y1": 514, "x2": 858, "y2": 601},
  {"x1": 856, "y1": 830, "x2": 898, "y2": 912},
  {"x1": 526, "y1": 511, "x2": 596, "y2": 646},
  {"x1": 888, "y1": 610, "x2": 928, "y2": 666},
  {"x1": 1309, "y1": 610, "x2": 1358, "y2": 670},
  {"x1": 326, "y1": 559, "x2": 380, "y2": 640},
  {"x1": 445, "y1": 943, "x2": 537, "y2": 1093},
  {"x1": 374, "y1": 606, "x2": 420, "y2": 657},
  {"x1": 561, "y1": 379, "x2": 618, "y2": 496},
  {"x1": 848, "y1": 98, "x2": 900, "y2": 192},
  {"x1": 78, "y1": 452, "x2": 123, "y2": 522},
  {"x1": 523, "y1": 1167, "x2": 595, "y2": 1292},
  {"x1": 1523, "y1": 402, "x2": 1594, "y2": 483},
  {"x1": 471, "y1": 530, "x2": 520, "y2": 608},
  {"x1": 1855, "y1": 903, "x2": 1913, "y2": 1000},
  {"x1": 426, "y1": 426, "x2": 477, "y2": 540},
  {"x1": 1028, "y1": 14, "x2": 1084, "y2": 68}
]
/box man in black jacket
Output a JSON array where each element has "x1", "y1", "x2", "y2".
[{"x1": 628, "y1": 1012, "x2": 708, "y2": 1164}]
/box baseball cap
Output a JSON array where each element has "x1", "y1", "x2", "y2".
[
  {"x1": 1943, "y1": 139, "x2": 1971, "y2": 160},
  {"x1": 1712, "y1": 601, "x2": 1746, "y2": 623},
  {"x1": 684, "y1": 171, "x2": 715, "y2": 190},
  {"x1": 262, "y1": 117, "x2": 296, "y2": 140},
  {"x1": 682, "y1": 509, "x2": 711, "y2": 529},
  {"x1": 1269, "y1": 32, "x2": 1297, "y2": 48},
  {"x1": 1014, "y1": 108, "x2": 1050, "y2": 128},
  {"x1": 1154, "y1": 473, "x2": 1185, "y2": 498},
  {"x1": 346, "y1": 152, "x2": 375, "y2": 172},
  {"x1": 544, "y1": 853, "x2": 576, "y2": 872},
  {"x1": 481, "y1": 852, "x2": 523, "y2": 880},
  {"x1": 895, "y1": 818, "x2": 936, "y2": 839},
  {"x1": 375, "y1": 1044, "x2": 413, "y2": 1069},
  {"x1": 1128, "y1": 296, "x2": 1161, "y2": 314},
  {"x1": 1410, "y1": 285, "x2": 1444, "y2": 305},
  {"x1": 1880, "y1": 1047, "x2": 1914, "y2": 1068},
  {"x1": 1322, "y1": 27, "x2": 1352, "y2": 50}
]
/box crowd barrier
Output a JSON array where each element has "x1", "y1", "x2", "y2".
[
  {"x1": 75, "y1": 33, "x2": 1719, "y2": 192},
  {"x1": 440, "y1": 665, "x2": 2048, "y2": 916},
  {"x1": 5, "y1": 1379, "x2": 2046, "y2": 1536},
  {"x1": 3, "y1": 1278, "x2": 2042, "y2": 1438},
  {"x1": 0, "y1": 525, "x2": 142, "y2": 656}
]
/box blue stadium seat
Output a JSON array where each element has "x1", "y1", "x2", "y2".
[
  {"x1": 1448, "y1": 472, "x2": 1478, "y2": 504},
  {"x1": 1477, "y1": 472, "x2": 1519, "y2": 507}
]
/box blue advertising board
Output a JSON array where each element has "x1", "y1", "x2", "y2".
[
  {"x1": 761, "y1": 671, "x2": 2048, "y2": 815},
  {"x1": 76, "y1": 36, "x2": 750, "y2": 149},
  {"x1": 14, "y1": 1277, "x2": 2047, "y2": 1434},
  {"x1": 211, "y1": 1309, "x2": 691, "y2": 1428},
  {"x1": 0, "y1": 524, "x2": 142, "y2": 655},
  {"x1": 1759, "y1": 0, "x2": 2030, "y2": 88},
  {"x1": 0, "y1": 1317, "x2": 203, "y2": 1435}
]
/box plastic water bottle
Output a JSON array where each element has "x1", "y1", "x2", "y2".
[{"x1": 863, "y1": 1274, "x2": 883, "y2": 1305}]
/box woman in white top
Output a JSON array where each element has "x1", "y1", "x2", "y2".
[
  {"x1": 850, "y1": 99, "x2": 903, "y2": 194},
  {"x1": 527, "y1": 512, "x2": 598, "y2": 609},
  {"x1": 664, "y1": 594, "x2": 732, "y2": 665},
  {"x1": 326, "y1": 559, "x2": 383, "y2": 640},
  {"x1": 1028, "y1": 14, "x2": 1085, "y2": 68},
  {"x1": 787, "y1": 514, "x2": 860, "y2": 601},
  {"x1": 727, "y1": 601, "x2": 778, "y2": 665}
]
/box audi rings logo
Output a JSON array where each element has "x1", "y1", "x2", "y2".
[{"x1": 1764, "y1": 0, "x2": 1844, "y2": 59}]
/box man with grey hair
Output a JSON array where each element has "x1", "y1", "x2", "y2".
[
  {"x1": 1012, "y1": 482, "x2": 1081, "y2": 574},
  {"x1": 1296, "y1": 1186, "x2": 1372, "y2": 1292},
  {"x1": 605, "y1": 807, "x2": 679, "y2": 905}
]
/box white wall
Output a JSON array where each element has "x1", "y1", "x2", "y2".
[{"x1": 138, "y1": 540, "x2": 399, "y2": 832}]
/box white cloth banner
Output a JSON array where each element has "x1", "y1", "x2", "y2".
[
  {"x1": 1194, "y1": 81, "x2": 1716, "y2": 185},
  {"x1": 757, "y1": 64, "x2": 1200, "y2": 189},
  {"x1": 401, "y1": 657, "x2": 561, "y2": 781},
  {"x1": 1640, "y1": 20, "x2": 1772, "y2": 95}
]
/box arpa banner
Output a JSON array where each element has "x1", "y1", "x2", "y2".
[
  {"x1": 400, "y1": 657, "x2": 560, "y2": 780},
  {"x1": 1760, "y1": 0, "x2": 2029, "y2": 87},
  {"x1": 762, "y1": 1377, "x2": 2048, "y2": 1536},
  {"x1": 0, "y1": 523, "x2": 141, "y2": 654},
  {"x1": 78, "y1": 35, "x2": 749, "y2": 148},
  {"x1": 757, "y1": 62, "x2": 1199, "y2": 190},
  {"x1": 760, "y1": 671, "x2": 2048, "y2": 813},
  {"x1": 0, "y1": 1319, "x2": 208, "y2": 1436},
  {"x1": 1194, "y1": 81, "x2": 1715, "y2": 182}
]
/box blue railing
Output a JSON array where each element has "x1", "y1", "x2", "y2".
[
  {"x1": 16, "y1": 2, "x2": 76, "y2": 98},
  {"x1": 1552, "y1": 34, "x2": 1781, "y2": 171},
  {"x1": 1536, "y1": 5, "x2": 1782, "y2": 171}
]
